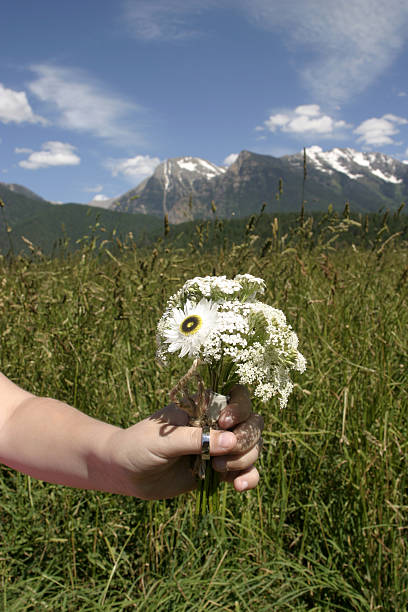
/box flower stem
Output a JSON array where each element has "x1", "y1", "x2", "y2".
[{"x1": 196, "y1": 461, "x2": 220, "y2": 517}]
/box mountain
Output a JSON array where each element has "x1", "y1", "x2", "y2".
[
  {"x1": 0, "y1": 182, "x2": 162, "y2": 254},
  {"x1": 2, "y1": 147, "x2": 408, "y2": 237},
  {"x1": 109, "y1": 148, "x2": 408, "y2": 222},
  {"x1": 286, "y1": 146, "x2": 408, "y2": 210},
  {"x1": 87, "y1": 196, "x2": 117, "y2": 209},
  {"x1": 111, "y1": 156, "x2": 226, "y2": 222},
  {"x1": 0, "y1": 182, "x2": 54, "y2": 229},
  {"x1": 0, "y1": 182, "x2": 46, "y2": 202},
  {"x1": 295, "y1": 146, "x2": 407, "y2": 184}
]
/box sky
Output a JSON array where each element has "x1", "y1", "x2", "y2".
[{"x1": 1, "y1": 0, "x2": 408, "y2": 204}]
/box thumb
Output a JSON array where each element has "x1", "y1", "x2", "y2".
[{"x1": 163, "y1": 425, "x2": 237, "y2": 458}]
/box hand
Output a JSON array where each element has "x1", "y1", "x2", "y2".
[
  {"x1": 213, "y1": 384, "x2": 264, "y2": 492},
  {"x1": 108, "y1": 384, "x2": 264, "y2": 500}
]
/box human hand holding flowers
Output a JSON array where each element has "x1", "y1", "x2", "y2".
[
  {"x1": 156, "y1": 274, "x2": 306, "y2": 513},
  {"x1": 0, "y1": 374, "x2": 262, "y2": 500},
  {"x1": 108, "y1": 384, "x2": 263, "y2": 500}
]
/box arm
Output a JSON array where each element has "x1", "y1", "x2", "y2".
[
  {"x1": 0, "y1": 372, "x2": 123, "y2": 492},
  {"x1": 0, "y1": 373, "x2": 262, "y2": 499}
]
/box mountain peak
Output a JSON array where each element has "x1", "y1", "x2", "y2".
[
  {"x1": 111, "y1": 155, "x2": 226, "y2": 222},
  {"x1": 110, "y1": 146, "x2": 408, "y2": 222},
  {"x1": 288, "y1": 146, "x2": 406, "y2": 184},
  {"x1": 159, "y1": 156, "x2": 226, "y2": 182}
]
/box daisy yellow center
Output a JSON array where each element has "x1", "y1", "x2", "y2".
[{"x1": 180, "y1": 314, "x2": 203, "y2": 336}]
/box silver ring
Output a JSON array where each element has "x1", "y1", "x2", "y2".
[{"x1": 201, "y1": 426, "x2": 210, "y2": 460}]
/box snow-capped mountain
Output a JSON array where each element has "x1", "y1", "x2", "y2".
[
  {"x1": 5, "y1": 148, "x2": 407, "y2": 225},
  {"x1": 111, "y1": 148, "x2": 408, "y2": 222},
  {"x1": 287, "y1": 146, "x2": 407, "y2": 184},
  {"x1": 166, "y1": 157, "x2": 226, "y2": 181},
  {"x1": 111, "y1": 156, "x2": 226, "y2": 221}
]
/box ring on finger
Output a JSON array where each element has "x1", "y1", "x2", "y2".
[{"x1": 201, "y1": 426, "x2": 210, "y2": 460}]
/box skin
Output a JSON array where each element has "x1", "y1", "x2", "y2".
[{"x1": 0, "y1": 375, "x2": 263, "y2": 499}]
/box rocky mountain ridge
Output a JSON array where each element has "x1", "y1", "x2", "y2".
[
  {"x1": 111, "y1": 148, "x2": 408, "y2": 222},
  {"x1": 2, "y1": 148, "x2": 408, "y2": 224},
  {"x1": 288, "y1": 146, "x2": 407, "y2": 184}
]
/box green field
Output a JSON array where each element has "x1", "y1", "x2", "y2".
[{"x1": 0, "y1": 210, "x2": 407, "y2": 610}]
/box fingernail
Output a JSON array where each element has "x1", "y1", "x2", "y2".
[
  {"x1": 239, "y1": 480, "x2": 249, "y2": 491},
  {"x1": 218, "y1": 431, "x2": 235, "y2": 450},
  {"x1": 221, "y1": 415, "x2": 233, "y2": 427}
]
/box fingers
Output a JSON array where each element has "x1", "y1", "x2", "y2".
[
  {"x1": 234, "y1": 466, "x2": 260, "y2": 492},
  {"x1": 220, "y1": 466, "x2": 260, "y2": 492},
  {"x1": 218, "y1": 384, "x2": 252, "y2": 429},
  {"x1": 232, "y1": 413, "x2": 264, "y2": 453},
  {"x1": 212, "y1": 436, "x2": 262, "y2": 473},
  {"x1": 150, "y1": 399, "x2": 262, "y2": 461},
  {"x1": 151, "y1": 415, "x2": 237, "y2": 458},
  {"x1": 150, "y1": 403, "x2": 190, "y2": 426}
]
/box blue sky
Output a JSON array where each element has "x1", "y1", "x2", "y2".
[{"x1": 1, "y1": 0, "x2": 408, "y2": 204}]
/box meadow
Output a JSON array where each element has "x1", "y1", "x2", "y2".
[{"x1": 0, "y1": 209, "x2": 407, "y2": 610}]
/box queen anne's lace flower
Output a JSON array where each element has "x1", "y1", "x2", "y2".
[{"x1": 157, "y1": 275, "x2": 306, "y2": 407}]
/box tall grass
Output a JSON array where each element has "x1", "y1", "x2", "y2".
[{"x1": 0, "y1": 210, "x2": 407, "y2": 610}]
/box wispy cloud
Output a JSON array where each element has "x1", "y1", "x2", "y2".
[
  {"x1": 354, "y1": 114, "x2": 408, "y2": 147},
  {"x1": 241, "y1": 0, "x2": 408, "y2": 104},
  {"x1": 121, "y1": 0, "x2": 215, "y2": 40},
  {"x1": 106, "y1": 154, "x2": 161, "y2": 181},
  {"x1": 260, "y1": 105, "x2": 349, "y2": 138},
  {"x1": 28, "y1": 64, "x2": 146, "y2": 146},
  {"x1": 0, "y1": 83, "x2": 46, "y2": 125},
  {"x1": 84, "y1": 185, "x2": 104, "y2": 194},
  {"x1": 16, "y1": 141, "x2": 80, "y2": 170},
  {"x1": 123, "y1": 1, "x2": 408, "y2": 105}
]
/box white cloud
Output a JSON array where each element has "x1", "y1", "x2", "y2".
[
  {"x1": 242, "y1": 0, "x2": 408, "y2": 104},
  {"x1": 294, "y1": 104, "x2": 321, "y2": 118},
  {"x1": 223, "y1": 153, "x2": 238, "y2": 166},
  {"x1": 354, "y1": 114, "x2": 408, "y2": 146},
  {"x1": 91, "y1": 194, "x2": 110, "y2": 201},
  {"x1": 17, "y1": 141, "x2": 80, "y2": 170},
  {"x1": 28, "y1": 64, "x2": 145, "y2": 146},
  {"x1": 264, "y1": 113, "x2": 289, "y2": 131},
  {"x1": 106, "y1": 154, "x2": 161, "y2": 180},
  {"x1": 0, "y1": 83, "x2": 46, "y2": 125},
  {"x1": 264, "y1": 105, "x2": 348, "y2": 137}
]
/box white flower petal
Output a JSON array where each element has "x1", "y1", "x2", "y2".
[{"x1": 158, "y1": 298, "x2": 219, "y2": 359}]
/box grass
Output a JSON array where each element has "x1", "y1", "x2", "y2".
[{"x1": 0, "y1": 210, "x2": 407, "y2": 610}]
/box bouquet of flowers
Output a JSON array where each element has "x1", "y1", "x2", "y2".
[{"x1": 157, "y1": 274, "x2": 306, "y2": 513}]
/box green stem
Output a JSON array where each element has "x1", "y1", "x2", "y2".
[
  {"x1": 196, "y1": 461, "x2": 220, "y2": 517},
  {"x1": 195, "y1": 363, "x2": 235, "y2": 517}
]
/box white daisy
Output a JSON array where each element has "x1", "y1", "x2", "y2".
[{"x1": 162, "y1": 298, "x2": 219, "y2": 358}]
